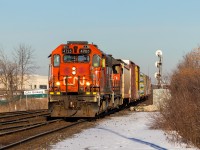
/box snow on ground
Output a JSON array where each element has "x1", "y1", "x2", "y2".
[{"x1": 51, "y1": 112, "x2": 198, "y2": 150}]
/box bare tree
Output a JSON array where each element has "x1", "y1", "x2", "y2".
[
  {"x1": 0, "y1": 44, "x2": 37, "y2": 100},
  {"x1": 13, "y1": 44, "x2": 37, "y2": 90},
  {"x1": 0, "y1": 50, "x2": 18, "y2": 99}
]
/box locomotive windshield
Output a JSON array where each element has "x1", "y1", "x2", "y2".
[
  {"x1": 92, "y1": 54, "x2": 101, "y2": 67},
  {"x1": 63, "y1": 54, "x2": 90, "y2": 63},
  {"x1": 78, "y1": 55, "x2": 90, "y2": 62},
  {"x1": 53, "y1": 54, "x2": 60, "y2": 67}
]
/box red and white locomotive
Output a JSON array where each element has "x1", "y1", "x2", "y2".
[{"x1": 48, "y1": 41, "x2": 151, "y2": 118}]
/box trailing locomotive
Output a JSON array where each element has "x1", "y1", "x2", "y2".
[{"x1": 48, "y1": 41, "x2": 151, "y2": 118}]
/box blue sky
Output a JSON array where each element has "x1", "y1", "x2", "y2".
[{"x1": 1, "y1": 0, "x2": 200, "y2": 83}]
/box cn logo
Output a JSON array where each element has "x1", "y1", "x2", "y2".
[{"x1": 63, "y1": 76, "x2": 85, "y2": 86}]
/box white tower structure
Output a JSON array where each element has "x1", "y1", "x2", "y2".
[{"x1": 155, "y1": 50, "x2": 163, "y2": 88}]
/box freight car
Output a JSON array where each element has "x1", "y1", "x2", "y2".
[
  {"x1": 139, "y1": 72, "x2": 151, "y2": 99},
  {"x1": 48, "y1": 41, "x2": 151, "y2": 118}
]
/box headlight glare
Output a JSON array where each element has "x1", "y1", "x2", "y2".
[
  {"x1": 56, "y1": 81, "x2": 60, "y2": 86},
  {"x1": 86, "y1": 81, "x2": 90, "y2": 86},
  {"x1": 72, "y1": 71, "x2": 76, "y2": 75}
]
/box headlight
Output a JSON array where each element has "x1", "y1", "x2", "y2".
[
  {"x1": 86, "y1": 81, "x2": 90, "y2": 86},
  {"x1": 72, "y1": 71, "x2": 76, "y2": 75},
  {"x1": 72, "y1": 67, "x2": 76, "y2": 71},
  {"x1": 56, "y1": 81, "x2": 60, "y2": 86}
]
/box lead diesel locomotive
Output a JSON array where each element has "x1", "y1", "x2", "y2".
[{"x1": 48, "y1": 41, "x2": 151, "y2": 118}]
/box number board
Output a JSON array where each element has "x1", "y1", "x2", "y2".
[
  {"x1": 62, "y1": 48, "x2": 73, "y2": 54},
  {"x1": 79, "y1": 49, "x2": 91, "y2": 54}
]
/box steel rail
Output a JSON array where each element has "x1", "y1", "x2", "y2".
[
  {"x1": 0, "y1": 111, "x2": 29, "y2": 116},
  {"x1": 0, "y1": 109, "x2": 48, "y2": 118},
  {"x1": 0, "y1": 109, "x2": 48, "y2": 117},
  {"x1": 0, "y1": 120, "x2": 49, "y2": 131},
  {"x1": 0, "y1": 112, "x2": 50, "y2": 125}
]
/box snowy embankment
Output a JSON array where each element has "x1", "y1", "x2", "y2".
[{"x1": 51, "y1": 112, "x2": 197, "y2": 150}]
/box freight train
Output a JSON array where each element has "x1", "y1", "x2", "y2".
[{"x1": 48, "y1": 41, "x2": 151, "y2": 118}]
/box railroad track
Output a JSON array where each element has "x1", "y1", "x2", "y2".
[
  {"x1": 0, "y1": 110, "x2": 49, "y2": 122},
  {"x1": 0, "y1": 101, "x2": 142, "y2": 149},
  {"x1": 0, "y1": 119, "x2": 87, "y2": 150},
  {"x1": 0, "y1": 119, "x2": 62, "y2": 136},
  {"x1": 0, "y1": 109, "x2": 122, "y2": 149},
  {"x1": 0, "y1": 109, "x2": 48, "y2": 117},
  {"x1": 0, "y1": 110, "x2": 50, "y2": 125}
]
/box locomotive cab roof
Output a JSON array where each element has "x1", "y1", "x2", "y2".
[{"x1": 67, "y1": 41, "x2": 88, "y2": 45}]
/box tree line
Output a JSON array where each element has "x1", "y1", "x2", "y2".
[{"x1": 0, "y1": 44, "x2": 37, "y2": 100}]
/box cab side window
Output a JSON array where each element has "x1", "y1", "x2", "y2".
[
  {"x1": 92, "y1": 55, "x2": 100, "y2": 67},
  {"x1": 54, "y1": 54, "x2": 60, "y2": 67},
  {"x1": 113, "y1": 65, "x2": 120, "y2": 74}
]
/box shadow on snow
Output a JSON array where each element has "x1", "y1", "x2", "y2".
[{"x1": 97, "y1": 127, "x2": 167, "y2": 150}]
